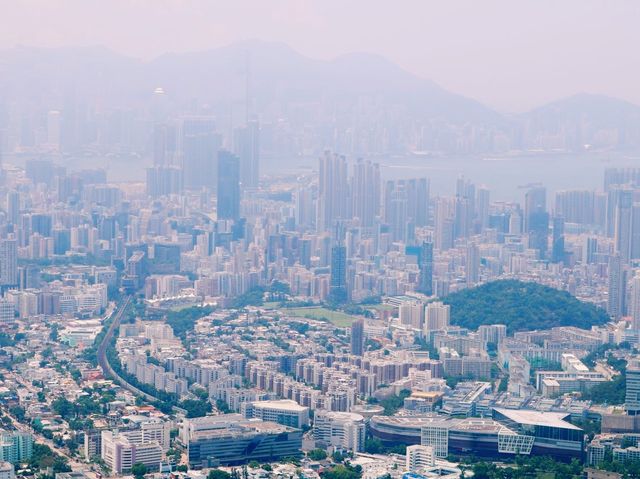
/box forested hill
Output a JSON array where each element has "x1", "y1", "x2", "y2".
[{"x1": 442, "y1": 280, "x2": 610, "y2": 333}]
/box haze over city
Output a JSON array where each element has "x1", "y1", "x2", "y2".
[{"x1": 0, "y1": 3, "x2": 640, "y2": 479}]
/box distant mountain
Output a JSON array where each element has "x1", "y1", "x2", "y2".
[
  {"x1": 0, "y1": 42, "x2": 639, "y2": 154},
  {"x1": 518, "y1": 93, "x2": 640, "y2": 150},
  {"x1": 0, "y1": 41, "x2": 503, "y2": 124}
]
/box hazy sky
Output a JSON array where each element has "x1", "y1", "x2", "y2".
[{"x1": 1, "y1": 0, "x2": 639, "y2": 112}]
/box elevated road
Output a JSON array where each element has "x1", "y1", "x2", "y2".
[{"x1": 96, "y1": 295, "x2": 158, "y2": 403}]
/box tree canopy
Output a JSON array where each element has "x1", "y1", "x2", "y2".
[{"x1": 443, "y1": 280, "x2": 609, "y2": 333}]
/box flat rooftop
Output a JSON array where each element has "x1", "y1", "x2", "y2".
[{"x1": 493, "y1": 408, "x2": 582, "y2": 431}]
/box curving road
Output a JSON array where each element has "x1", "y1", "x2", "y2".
[{"x1": 96, "y1": 295, "x2": 159, "y2": 403}]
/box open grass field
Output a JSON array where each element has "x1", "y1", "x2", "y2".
[{"x1": 285, "y1": 307, "x2": 358, "y2": 327}]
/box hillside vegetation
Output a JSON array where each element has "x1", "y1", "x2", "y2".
[{"x1": 443, "y1": 280, "x2": 609, "y2": 333}]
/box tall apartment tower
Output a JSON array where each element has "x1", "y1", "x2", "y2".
[
  {"x1": 234, "y1": 120, "x2": 260, "y2": 188},
  {"x1": 626, "y1": 359, "x2": 640, "y2": 415},
  {"x1": 317, "y1": 152, "x2": 349, "y2": 232},
  {"x1": 351, "y1": 159, "x2": 381, "y2": 228},
  {"x1": 608, "y1": 254, "x2": 626, "y2": 319},
  {"x1": 466, "y1": 242, "x2": 480, "y2": 286},
  {"x1": 417, "y1": 240, "x2": 434, "y2": 296},
  {"x1": 350, "y1": 319, "x2": 364, "y2": 356},
  {"x1": 217, "y1": 150, "x2": 241, "y2": 221},
  {"x1": 0, "y1": 237, "x2": 17, "y2": 288},
  {"x1": 630, "y1": 274, "x2": 640, "y2": 332},
  {"x1": 614, "y1": 188, "x2": 634, "y2": 263}
]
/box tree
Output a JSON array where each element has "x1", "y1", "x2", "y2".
[
  {"x1": 52, "y1": 396, "x2": 74, "y2": 419},
  {"x1": 10, "y1": 405, "x2": 26, "y2": 422},
  {"x1": 442, "y1": 279, "x2": 609, "y2": 333},
  {"x1": 180, "y1": 399, "x2": 212, "y2": 418},
  {"x1": 131, "y1": 462, "x2": 147, "y2": 479},
  {"x1": 208, "y1": 469, "x2": 231, "y2": 479},
  {"x1": 307, "y1": 448, "x2": 328, "y2": 460},
  {"x1": 321, "y1": 464, "x2": 361, "y2": 479}
]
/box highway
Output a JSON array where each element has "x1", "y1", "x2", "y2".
[{"x1": 97, "y1": 295, "x2": 158, "y2": 403}]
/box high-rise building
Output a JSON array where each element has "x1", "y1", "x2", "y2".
[
  {"x1": 551, "y1": 216, "x2": 566, "y2": 263},
  {"x1": 408, "y1": 178, "x2": 430, "y2": 228},
  {"x1": 317, "y1": 151, "x2": 349, "y2": 232},
  {"x1": 614, "y1": 189, "x2": 634, "y2": 263},
  {"x1": 5, "y1": 191, "x2": 19, "y2": 225},
  {"x1": 630, "y1": 274, "x2": 640, "y2": 333},
  {"x1": 524, "y1": 186, "x2": 546, "y2": 232},
  {"x1": 465, "y1": 243, "x2": 480, "y2": 286},
  {"x1": 608, "y1": 254, "x2": 626, "y2": 319},
  {"x1": 181, "y1": 117, "x2": 221, "y2": 190},
  {"x1": 217, "y1": 150, "x2": 241, "y2": 221},
  {"x1": 631, "y1": 203, "x2": 640, "y2": 260},
  {"x1": 330, "y1": 245, "x2": 347, "y2": 303},
  {"x1": 476, "y1": 186, "x2": 490, "y2": 231},
  {"x1": 400, "y1": 301, "x2": 425, "y2": 329},
  {"x1": 0, "y1": 431, "x2": 32, "y2": 464},
  {"x1": 417, "y1": 240, "x2": 434, "y2": 296},
  {"x1": 528, "y1": 210, "x2": 549, "y2": 259},
  {"x1": 0, "y1": 238, "x2": 17, "y2": 288},
  {"x1": 351, "y1": 159, "x2": 381, "y2": 228},
  {"x1": 351, "y1": 319, "x2": 364, "y2": 356},
  {"x1": 385, "y1": 181, "x2": 408, "y2": 242},
  {"x1": 435, "y1": 198, "x2": 455, "y2": 251},
  {"x1": 233, "y1": 120, "x2": 260, "y2": 188},
  {"x1": 626, "y1": 359, "x2": 640, "y2": 415},
  {"x1": 146, "y1": 166, "x2": 183, "y2": 198},
  {"x1": 554, "y1": 190, "x2": 596, "y2": 226},
  {"x1": 425, "y1": 302, "x2": 450, "y2": 331}
]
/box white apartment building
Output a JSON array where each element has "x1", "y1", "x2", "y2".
[
  {"x1": 406, "y1": 445, "x2": 435, "y2": 473},
  {"x1": 313, "y1": 411, "x2": 366, "y2": 453}
]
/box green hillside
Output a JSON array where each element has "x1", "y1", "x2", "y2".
[{"x1": 442, "y1": 280, "x2": 609, "y2": 333}]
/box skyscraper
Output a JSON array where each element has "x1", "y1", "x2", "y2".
[
  {"x1": 317, "y1": 152, "x2": 349, "y2": 232},
  {"x1": 524, "y1": 187, "x2": 546, "y2": 232},
  {"x1": 350, "y1": 319, "x2": 364, "y2": 356},
  {"x1": 435, "y1": 197, "x2": 455, "y2": 251},
  {"x1": 217, "y1": 150, "x2": 241, "y2": 221},
  {"x1": 607, "y1": 254, "x2": 626, "y2": 319},
  {"x1": 614, "y1": 188, "x2": 633, "y2": 263},
  {"x1": 417, "y1": 240, "x2": 434, "y2": 296},
  {"x1": 351, "y1": 159, "x2": 381, "y2": 228},
  {"x1": 329, "y1": 245, "x2": 347, "y2": 303},
  {"x1": 181, "y1": 117, "x2": 221, "y2": 190},
  {"x1": 234, "y1": 120, "x2": 260, "y2": 188},
  {"x1": 466, "y1": 242, "x2": 480, "y2": 286},
  {"x1": 630, "y1": 274, "x2": 640, "y2": 332},
  {"x1": 476, "y1": 186, "x2": 490, "y2": 231},
  {"x1": 528, "y1": 210, "x2": 549, "y2": 259},
  {"x1": 551, "y1": 216, "x2": 565, "y2": 264},
  {"x1": 626, "y1": 359, "x2": 640, "y2": 415},
  {"x1": 146, "y1": 166, "x2": 183, "y2": 198},
  {"x1": 525, "y1": 187, "x2": 549, "y2": 259},
  {"x1": 0, "y1": 237, "x2": 17, "y2": 288}
]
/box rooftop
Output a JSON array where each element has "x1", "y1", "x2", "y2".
[{"x1": 493, "y1": 407, "x2": 582, "y2": 431}]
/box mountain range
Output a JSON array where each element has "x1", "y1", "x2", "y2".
[{"x1": 1, "y1": 40, "x2": 639, "y2": 152}]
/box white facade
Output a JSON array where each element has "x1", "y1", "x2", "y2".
[
  {"x1": 313, "y1": 411, "x2": 365, "y2": 452},
  {"x1": 406, "y1": 445, "x2": 435, "y2": 473}
]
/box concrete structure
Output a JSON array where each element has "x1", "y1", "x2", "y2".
[
  {"x1": 313, "y1": 411, "x2": 365, "y2": 453},
  {"x1": 240, "y1": 400, "x2": 310, "y2": 428}
]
